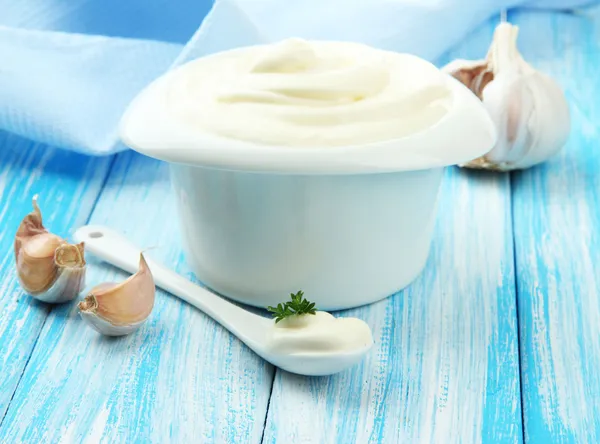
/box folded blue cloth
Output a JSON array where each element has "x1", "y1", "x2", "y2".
[{"x1": 1, "y1": 0, "x2": 596, "y2": 155}]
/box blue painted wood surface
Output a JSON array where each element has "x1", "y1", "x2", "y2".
[
  {"x1": 0, "y1": 6, "x2": 598, "y2": 444},
  {"x1": 0, "y1": 132, "x2": 113, "y2": 421},
  {"x1": 510, "y1": 7, "x2": 600, "y2": 444},
  {"x1": 0, "y1": 152, "x2": 274, "y2": 443},
  {"x1": 263, "y1": 165, "x2": 522, "y2": 443}
]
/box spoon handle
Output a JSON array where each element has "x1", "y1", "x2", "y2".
[{"x1": 73, "y1": 225, "x2": 269, "y2": 343}]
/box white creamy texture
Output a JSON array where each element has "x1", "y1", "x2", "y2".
[
  {"x1": 267, "y1": 311, "x2": 373, "y2": 354},
  {"x1": 165, "y1": 38, "x2": 453, "y2": 147}
]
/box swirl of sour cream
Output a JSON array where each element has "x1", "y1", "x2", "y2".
[{"x1": 166, "y1": 38, "x2": 453, "y2": 147}]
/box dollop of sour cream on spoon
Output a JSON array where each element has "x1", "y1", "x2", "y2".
[{"x1": 267, "y1": 311, "x2": 373, "y2": 354}]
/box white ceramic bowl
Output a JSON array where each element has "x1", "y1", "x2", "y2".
[{"x1": 119, "y1": 48, "x2": 496, "y2": 311}]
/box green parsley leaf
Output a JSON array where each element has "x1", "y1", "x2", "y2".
[{"x1": 267, "y1": 290, "x2": 318, "y2": 323}]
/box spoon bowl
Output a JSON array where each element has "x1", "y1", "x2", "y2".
[
  {"x1": 73, "y1": 225, "x2": 373, "y2": 376},
  {"x1": 264, "y1": 346, "x2": 373, "y2": 376}
]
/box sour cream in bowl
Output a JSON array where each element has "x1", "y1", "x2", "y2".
[{"x1": 119, "y1": 38, "x2": 496, "y2": 310}]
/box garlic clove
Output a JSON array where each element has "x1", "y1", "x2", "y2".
[
  {"x1": 15, "y1": 196, "x2": 86, "y2": 303},
  {"x1": 442, "y1": 58, "x2": 492, "y2": 99},
  {"x1": 443, "y1": 22, "x2": 570, "y2": 171},
  {"x1": 78, "y1": 253, "x2": 155, "y2": 336}
]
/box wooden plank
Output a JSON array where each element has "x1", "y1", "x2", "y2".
[
  {"x1": 263, "y1": 170, "x2": 522, "y2": 444},
  {"x1": 510, "y1": 9, "x2": 600, "y2": 443},
  {"x1": 262, "y1": 18, "x2": 522, "y2": 443},
  {"x1": 0, "y1": 152, "x2": 274, "y2": 443},
  {"x1": 0, "y1": 132, "x2": 113, "y2": 422}
]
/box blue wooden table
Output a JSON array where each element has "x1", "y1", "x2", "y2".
[{"x1": 1, "y1": 8, "x2": 599, "y2": 444}]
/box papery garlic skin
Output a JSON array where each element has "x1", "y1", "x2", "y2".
[
  {"x1": 14, "y1": 197, "x2": 86, "y2": 303},
  {"x1": 443, "y1": 22, "x2": 570, "y2": 171},
  {"x1": 34, "y1": 243, "x2": 86, "y2": 303},
  {"x1": 78, "y1": 253, "x2": 155, "y2": 336}
]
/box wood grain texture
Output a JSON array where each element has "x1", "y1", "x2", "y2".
[
  {"x1": 260, "y1": 19, "x2": 525, "y2": 439},
  {"x1": 0, "y1": 152, "x2": 274, "y2": 443},
  {"x1": 262, "y1": 166, "x2": 522, "y2": 443},
  {"x1": 0, "y1": 131, "x2": 112, "y2": 424},
  {"x1": 261, "y1": 18, "x2": 523, "y2": 444},
  {"x1": 510, "y1": 8, "x2": 600, "y2": 444}
]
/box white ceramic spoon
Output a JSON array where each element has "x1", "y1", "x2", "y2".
[{"x1": 73, "y1": 225, "x2": 372, "y2": 376}]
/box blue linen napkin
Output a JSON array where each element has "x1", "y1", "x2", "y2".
[{"x1": 1, "y1": 0, "x2": 596, "y2": 156}]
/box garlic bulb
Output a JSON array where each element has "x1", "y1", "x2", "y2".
[
  {"x1": 14, "y1": 196, "x2": 86, "y2": 303},
  {"x1": 442, "y1": 22, "x2": 570, "y2": 171},
  {"x1": 78, "y1": 253, "x2": 155, "y2": 336}
]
